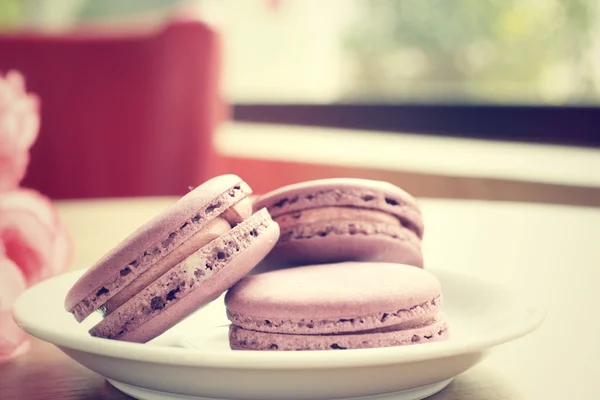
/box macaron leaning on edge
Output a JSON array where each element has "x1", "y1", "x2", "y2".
[
  {"x1": 225, "y1": 262, "x2": 448, "y2": 351},
  {"x1": 253, "y1": 178, "x2": 424, "y2": 269},
  {"x1": 64, "y1": 175, "x2": 280, "y2": 343}
]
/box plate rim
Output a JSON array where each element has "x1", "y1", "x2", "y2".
[{"x1": 14, "y1": 268, "x2": 545, "y2": 370}]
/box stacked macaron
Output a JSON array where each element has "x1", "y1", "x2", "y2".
[
  {"x1": 225, "y1": 178, "x2": 446, "y2": 351},
  {"x1": 252, "y1": 178, "x2": 424, "y2": 270},
  {"x1": 64, "y1": 175, "x2": 279, "y2": 343},
  {"x1": 65, "y1": 176, "x2": 447, "y2": 350}
]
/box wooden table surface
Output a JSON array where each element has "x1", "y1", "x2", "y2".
[{"x1": 1, "y1": 197, "x2": 599, "y2": 400}]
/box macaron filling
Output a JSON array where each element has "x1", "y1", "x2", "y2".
[
  {"x1": 276, "y1": 206, "x2": 420, "y2": 236},
  {"x1": 260, "y1": 186, "x2": 423, "y2": 239},
  {"x1": 229, "y1": 318, "x2": 449, "y2": 351},
  {"x1": 275, "y1": 207, "x2": 400, "y2": 228},
  {"x1": 274, "y1": 206, "x2": 420, "y2": 245},
  {"x1": 69, "y1": 183, "x2": 251, "y2": 323},
  {"x1": 89, "y1": 208, "x2": 274, "y2": 341},
  {"x1": 226, "y1": 294, "x2": 442, "y2": 335},
  {"x1": 102, "y1": 213, "x2": 243, "y2": 316}
]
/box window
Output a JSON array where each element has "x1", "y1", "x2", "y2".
[{"x1": 2, "y1": 0, "x2": 599, "y2": 145}]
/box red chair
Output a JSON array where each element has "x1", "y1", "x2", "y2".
[{"x1": 0, "y1": 19, "x2": 224, "y2": 199}]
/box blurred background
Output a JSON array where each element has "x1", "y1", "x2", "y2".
[
  {"x1": 3, "y1": 0, "x2": 600, "y2": 104},
  {"x1": 1, "y1": 0, "x2": 599, "y2": 203}
]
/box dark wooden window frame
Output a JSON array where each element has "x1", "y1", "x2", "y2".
[{"x1": 233, "y1": 104, "x2": 600, "y2": 148}]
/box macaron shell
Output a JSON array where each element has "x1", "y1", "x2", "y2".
[
  {"x1": 102, "y1": 217, "x2": 232, "y2": 315},
  {"x1": 225, "y1": 263, "x2": 442, "y2": 321},
  {"x1": 229, "y1": 318, "x2": 449, "y2": 351},
  {"x1": 65, "y1": 175, "x2": 251, "y2": 321},
  {"x1": 264, "y1": 219, "x2": 423, "y2": 269},
  {"x1": 90, "y1": 209, "x2": 280, "y2": 343},
  {"x1": 254, "y1": 178, "x2": 423, "y2": 238}
]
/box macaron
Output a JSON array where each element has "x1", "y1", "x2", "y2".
[
  {"x1": 253, "y1": 178, "x2": 424, "y2": 269},
  {"x1": 64, "y1": 175, "x2": 280, "y2": 343},
  {"x1": 225, "y1": 262, "x2": 448, "y2": 351}
]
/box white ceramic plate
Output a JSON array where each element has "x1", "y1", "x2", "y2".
[{"x1": 14, "y1": 269, "x2": 543, "y2": 400}]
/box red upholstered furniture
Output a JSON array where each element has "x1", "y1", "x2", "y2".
[{"x1": 0, "y1": 20, "x2": 223, "y2": 199}]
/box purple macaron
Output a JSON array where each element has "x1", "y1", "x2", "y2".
[
  {"x1": 65, "y1": 175, "x2": 280, "y2": 343},
  {"x1": 253, "y1": 178, "x2": 424, "y2": 269},
  {"x1": 225, "y1": 262, "x2": 448, "y2": 351}
]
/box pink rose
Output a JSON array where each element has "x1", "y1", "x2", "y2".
[
  {"x1": 0, "y1": 71, "x2": 71, "y2": 362},
  {"x1": 0, "y1": 71, "x2": 40, "y2": 191},
  {"x1": 0, "y1": 189, "x2": 72, "y2": 363}
]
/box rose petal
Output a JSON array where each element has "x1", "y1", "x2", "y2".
[
  {"x1": 5, "y1": 71, "x2": 26, "y2": 96},
  {"x1": 0, "y1": 189, "x2": 72, "y2": 280},
  {"x1": 0, "y1": 71, "x2": 39, "y2": 150},
  {"x1": 8, "y1": 95, "x2": 39, "y2": 150},
  {"x1": 0, "y1": 257, "x2": 29, "y2": 362},
  {"x1": 0, "y1": 255, "x2": 26, "y2": 306},
  {"x1": 0, "y1": 189, "x2": 57, "y2": 229},
  {"x1": 0, "y1": 151, "x2": 28, "y2": 191},
  {"x1": 0, "y1": 71, "x2": 40, "y2": 189},
  {"x1": 0, "y1": 209, "x2": 54, "y2": 286}
]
